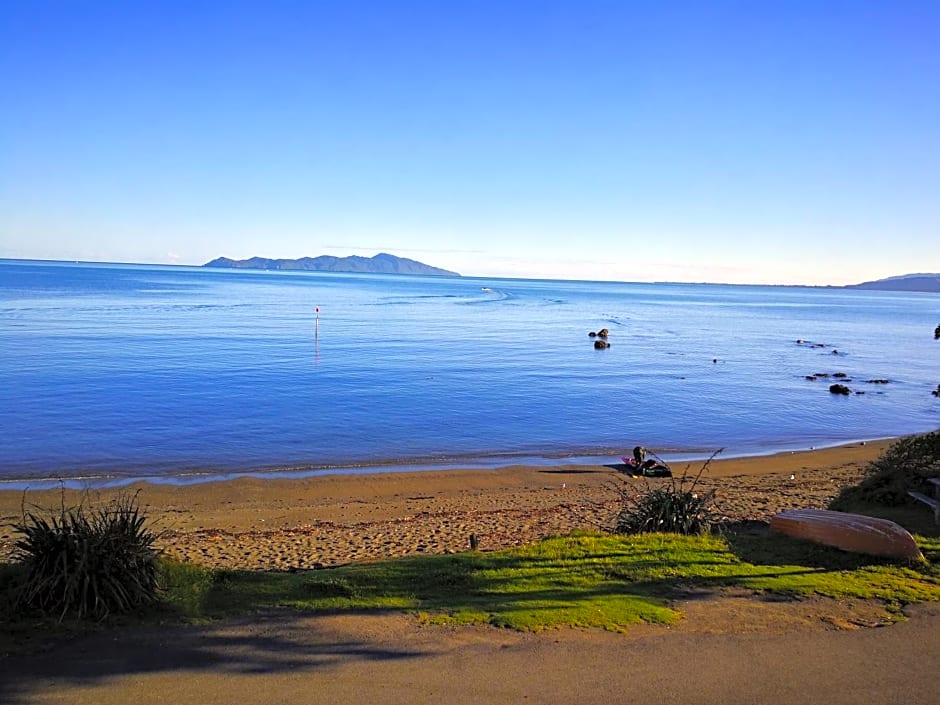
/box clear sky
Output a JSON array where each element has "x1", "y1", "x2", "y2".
[{"x1": 2, "y1": 1, "x2": 938, "y2": 284}]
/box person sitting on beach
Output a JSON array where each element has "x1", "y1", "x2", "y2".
[{"x1": 632, "y1": 446, "x2": 659, "y2": 472}]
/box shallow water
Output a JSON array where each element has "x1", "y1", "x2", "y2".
[{"x1": 1, "y1": 259, "x2": 937, "y2": 482}]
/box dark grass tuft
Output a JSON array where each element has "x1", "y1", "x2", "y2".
[
  {"x1": 612, "y1": 452, "x2": 722, "y2": 535},
  {"x1": 12, "y1": 492, "x2": 160, "y2": 621}
]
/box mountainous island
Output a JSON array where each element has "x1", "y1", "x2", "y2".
[
  {"x1": 204, "y1": 253, "x2": 459, "y2": 276},
  {"x1": 846, "y1": 273, "x2": 940, "y2": 293}
]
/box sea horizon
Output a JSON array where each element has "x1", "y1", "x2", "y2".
[{"x1": 0, "y1": 256, "x2": 890, "y2": 290}]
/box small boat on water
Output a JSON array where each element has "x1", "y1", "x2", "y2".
[{"x1": 769, "y1": 509, "x2": 922, "y2": 560}]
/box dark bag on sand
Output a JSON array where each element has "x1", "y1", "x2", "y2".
[
  {"x1": 621, "y1": 456, "x2": 673, "y2": 477},
  {"x1": 640, "y1": 464, "x2": 672, "y2": 478}
]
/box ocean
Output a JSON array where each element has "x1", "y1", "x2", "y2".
[{"x1": 1, "y1": 259, "x2": 937, "y2": 486}]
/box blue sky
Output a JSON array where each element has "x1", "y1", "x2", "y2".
[{"x1": 2, "y1": 1, "x2": 938, "y2": 284}]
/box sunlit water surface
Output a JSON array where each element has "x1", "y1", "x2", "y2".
[{"x1": 1, "y1": 260, "x2": 937, "y2": 484}]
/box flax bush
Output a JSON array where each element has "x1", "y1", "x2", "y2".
[
  {"x1": 613, "y1": 453, "x2": 721, "y2": 535},
  {"x1": 13, "y1": 492, "x2": 160, "y2": 621}
]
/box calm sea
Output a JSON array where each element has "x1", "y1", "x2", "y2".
[{"x1": 1, "y1": 259, "x2": 937, "y2": 485}]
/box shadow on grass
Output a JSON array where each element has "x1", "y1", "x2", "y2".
[
  {"x1": 719, "y1": 522, "x2": 891, "y2": 572},
  {"x1": 193, "y1": 536, "x2": 866, "y2": 630}
]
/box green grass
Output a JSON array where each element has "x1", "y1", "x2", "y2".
[
  {"x1": 155, "y1": 529, "x2": 940, "y2": 632},
  {"x1": 4, "y1": 527, "x2": 940, "y2": 654}
]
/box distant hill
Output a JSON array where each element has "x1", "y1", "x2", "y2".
[
  {"x1": 204, "y1": 253, "x2": 459, "y2": 276},
  {"x1": 846, "y1": 273, "x2": 940, "y2": 293}
]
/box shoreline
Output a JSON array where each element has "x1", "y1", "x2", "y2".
[
  {"x1": 0, "y1": 439, "x2": 893, "y2": 571},
  {"x1": 0, "y1": 435, "x2": 900, "y2": 491}
]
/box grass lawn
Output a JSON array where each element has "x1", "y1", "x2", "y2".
[
  {"x1": 3, "y1": 519, "x2": 940, "y2": 655},
  {"x1": 156, "y1": 527, "x2": 940, "y2": 632}
]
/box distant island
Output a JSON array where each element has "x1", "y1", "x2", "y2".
[
  {"x1": 203, "y1": 253, "x2": 459, "y2": 276},
  {"x1": 846, "y1": 273, "x2": 940, "y2": 293}
]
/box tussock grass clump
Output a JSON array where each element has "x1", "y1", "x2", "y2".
[
  {"x1": 613, "y1": 453, "x2": 721, "y2": 535},
  {"x1": 13, "y1": 492, "x2": 160, "y2": 621},
  {"x1": 831, "y1": 432, "x2": 940, "y2": 508}
]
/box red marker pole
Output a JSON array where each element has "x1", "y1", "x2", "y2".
[{"x1": 315, "y1": 306, "x2": 320, "y2": 337}]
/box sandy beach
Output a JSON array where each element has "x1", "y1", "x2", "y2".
[
  {"x1": 9, "y1": 438, "x2": 940, "y2": 705},
  {"x1": 0, "y1": 441, "x2": 891, "y2": 571}
]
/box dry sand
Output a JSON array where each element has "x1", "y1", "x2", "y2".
[{"x1": 0, "y1": 441, "x2": 890, "y2": 571}]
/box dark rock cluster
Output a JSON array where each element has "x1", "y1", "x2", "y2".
[
  {"x1": 806, "y1": 371, "x2": 852, "y2": 382},
  {"x1": 589, "y1": 328, "x2": 610, "y2": 349},
  {"x1": 798, "y1": 341, "x2": 896, "y2": 396},
  {"x1": 806, "y1": 373, "x2": 894, "y2": 396},
  {"x1": 799, "y1": 335, "x2": 933, "y2": 398},
  {"x1": 796, "y1": 339, "x2": 831, "y2": 349},
  {"x1": 796, "y1": 339, "x2": 846, "y2": 356}
]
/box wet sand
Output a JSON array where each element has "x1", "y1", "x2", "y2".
[{"x1": 0, "y1": 441, "x2": 890, "y2": 570}]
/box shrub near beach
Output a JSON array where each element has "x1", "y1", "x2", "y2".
[
  {"x1": 613, "y1": 455, "x2": 721, "y2": 535},
  {"x1": 831, "y1": 432, "x2": 940, "y2": 508},
  {"x1": 12, "y1": 493, "x2": 160, "y2": 620}
]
